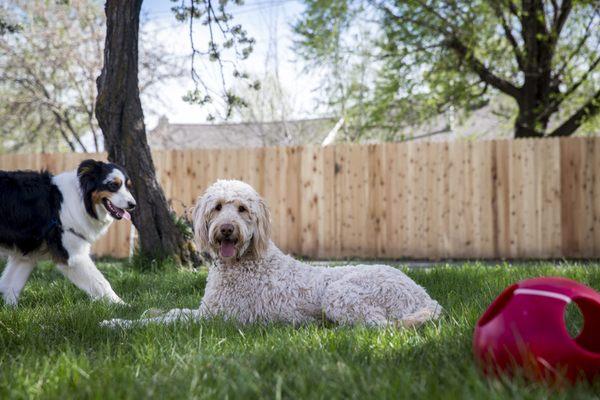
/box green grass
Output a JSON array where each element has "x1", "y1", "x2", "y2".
[{"x1": 1, "y1": 260, "x2": 600, "y2": 399}]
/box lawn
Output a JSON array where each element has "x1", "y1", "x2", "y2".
[{"x1": 0, "y1": 260, "x2": 599, "y2": 399}]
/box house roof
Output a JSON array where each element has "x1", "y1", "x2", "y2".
[
  {"x1": 393, "y1": 97, "x2": 515, "y2": 142},
  {"x1": 148, "y1": 117, "x2": 337, "y2": 149}
]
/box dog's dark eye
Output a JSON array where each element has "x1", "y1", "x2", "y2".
[
  {"x1": 238, "y1": 205, "x2": 247, "y2": 213},
  {"x1": 215, "y1": 203, "x2": 222, "y2": 211},
  {"x1": 107, "y1": 182, "x2": 120, "y2": 192}
]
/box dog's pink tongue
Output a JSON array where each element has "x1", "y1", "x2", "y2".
[
  {"x1": 220, "y1": 241, "x2": 236, "y2": 258},
  {"x1": 122, "y1": 210, "x2": 131, "y2": 221}
]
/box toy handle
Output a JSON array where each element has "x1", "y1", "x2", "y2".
[{"x1": 571, "y1": 294, "x2": 600, "y2": 355}]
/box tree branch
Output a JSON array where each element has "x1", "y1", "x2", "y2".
[
  {"x1": 549, "y1": 88, "x2": 600, "y2": 137},
  {"x1": 61, "y1": 111, "x2": 89, "y2": 152},
  {"x1": 446, "y1": 37, "x2": 521, "y2": 98},
  {"x1": 411, "y1": 0, "x2": 461, "y2": 34},
  {"x1": 375, "y1": 1, "x2": 520, "y2": 98},
  {"x1": 552, "y1": 8, "x2": 599, "y2": 81},
  {"x1": 538, "y1": 54, "x2": 600, "y2": 121},
  {"x1": 373, "y1": 1, "x2": 452, "y2": 38},
  {"x1": 550, "y1": 0, "x2": 572, "y2": 46},
  {"x1": 488, "y1": 1, "x2": 524, "y2": 69},
  {"x1": 52, "y1": 115, "x2": 77, "y2": 151},
  {"x1": 550, "y1": 0, "x2": 559, "y2": 19},
  {"x1": 506, "y1": 0, "x2": 520, "y2": 19},
  {"x1": 402, "y1": 125, "x2": 452, "y2": 142}
]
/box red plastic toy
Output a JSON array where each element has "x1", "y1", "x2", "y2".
[{"x1": 473, "y1": 277, "x2": 600, "y2": 383}]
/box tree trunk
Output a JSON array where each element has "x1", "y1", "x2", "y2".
[
  {"x1": 513, "y1": 0, "x2": 561, "y2": 139},
  {"x1": 95, "y1": 0, "x2": 194, "y2": 265},
  {"x1": 514, "y1": 108, "x2": 541, "y2": 138},
  {"x1": 514, "y1": 100, "x2": 549, "y2": 138},
  {"x1": 513, "y1": 82, "x2": 558, "y2": 138}
]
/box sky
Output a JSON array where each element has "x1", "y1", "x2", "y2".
[{"x1": 140, "y1": 0, "x2": 325, "y2": 129}]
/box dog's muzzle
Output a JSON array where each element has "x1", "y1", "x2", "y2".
[{"x1": 215, "y1": 223, "x2": 238, "y2": 258}]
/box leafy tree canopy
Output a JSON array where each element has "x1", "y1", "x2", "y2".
[
  {"x1": 294, "y1": 0, "x2": 600, "y2": 140},
  {"x1": 0, "y1": 0, "x2": 183, "y2": 154}
]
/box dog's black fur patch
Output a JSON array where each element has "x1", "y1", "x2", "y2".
[{"x1": 0, "y1": 170, "x2": 68, "y2": 262}]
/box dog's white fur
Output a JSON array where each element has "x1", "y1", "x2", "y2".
[
  {"x1": 102, "y1": 180, "x2": 441, "y2": 328},
  {"x1": 0, "y1": 169, "x2": 134, "y2": 305}
]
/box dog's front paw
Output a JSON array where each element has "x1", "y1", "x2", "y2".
[
  {"x1": 97, "y1": 293, "x2": 129, "y2": 306},
  {"x1": 111, "y1": 295, "x2": 129, "y2": 306},
  {"x1": 1, "y1": 293, "x2": 18, "y2": 307},
  {"x1": 116, "y1": 300, "x2": 130, "y2": 307}
]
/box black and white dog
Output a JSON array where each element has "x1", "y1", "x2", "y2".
[{"x1": 0, "y1": 159, "x2": 136, "y2": 306}]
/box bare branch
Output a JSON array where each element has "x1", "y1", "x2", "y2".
[
  {"x1": 402, "y1": 126, "x2": 451, "y2": 141},
  {"x1": 206, "y1": 1, "x2": 228, "y2": 93},
  {"x1": 53, "y1": 115, "x2": 77, "y2": 151}
]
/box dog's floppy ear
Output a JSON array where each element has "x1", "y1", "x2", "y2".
[
  {"x1": 250, "y1": 197, "x2": 271, "y2": 259},
  {"x1": 77, "y1": 159, "x2": 104, "y2": 219},
  {"x1": 77, "y1": 159, "x2": 104, "y2": 179},
  {"x1": 192, "y1": 195, "x2": 211, "y2": 253}
]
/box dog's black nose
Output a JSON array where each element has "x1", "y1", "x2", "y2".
[
  {"x1": 220, "y1": 223, "x2": 234, "y2": 237},
  {"x1": 127, "y1": 201, "x2": 136, "y2": 210}
]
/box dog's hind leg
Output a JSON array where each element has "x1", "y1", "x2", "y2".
[
  {"x1": 397, "y1": 307, "x2": 442, "y2": 329},
  {"x1": 56, "y1": 254, "x2": 125, "y2": 304},
  {"x1": 321, "y1": 281, "x2": 391, "y2": 327},
  {"x1": 0, "y1": 256, "x2": 35, "y2": 306}
]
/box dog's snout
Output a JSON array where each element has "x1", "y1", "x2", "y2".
[
  {"x1": 127, "y1": 201, "x2": 136, "y2": 210},
  {"x1": 220, "y1": 223, "x2": 234, "y2": 237}
]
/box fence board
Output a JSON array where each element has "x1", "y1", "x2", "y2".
[
  {"x1": 581, "y1": 138, "x2": 597, "y2": 257},
  {"x1": 594, "y1": 139, "x2": 600, "y2": 256},
  {"x1": 538, "y1": 139, "x2": 562, "y2": 257},
  {"x1": 300, "y1": 146, "x2": 320, "y2": 257},
  {"x1": 473, "y1": 140, "x2": 495, "y2": 258},
  {"x1": 318, "y1": 145, "x2": 336, "y2": 258}
]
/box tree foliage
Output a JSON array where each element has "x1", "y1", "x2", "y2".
[
  {"x1": 0, "y1": 0, "x2": 184, "y2": 153},
  {"x1": 294, "y1": 0, "x2": 600, "y2": 139}
]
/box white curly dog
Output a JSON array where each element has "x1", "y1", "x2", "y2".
[{"x1": 102, "y1": 180, "x2": 441, "y2": 328}]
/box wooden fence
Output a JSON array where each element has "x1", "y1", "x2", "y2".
[{"x1": 0, "y1": 137, "x2": 599, "y2": 259}]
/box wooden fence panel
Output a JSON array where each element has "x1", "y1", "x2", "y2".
[
  {"x1": 538, "y1": 139, "x2": 562, "y2": 257},
  {"x1": 1, "y1": 137, "x2": 599, "y2": 260},
  {"x1": 448, "y1": 141, "x2": 467, "y2": 258},
  {"x1": 594, "y1": 139, "x2": 600, "y2": 256},
  {"x1": 318, "y1": 145, "x2": 336, "y2": 258},
  {"x1": 472, "y1": 140, "x2": 495, "y2": 258},
  {"x1": 300, "y1": 145, "x2": 321, "y2": 258}
]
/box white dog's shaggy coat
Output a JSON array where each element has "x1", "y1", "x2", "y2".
[{"x1": 103, "y1": 180, "x2": 441, "y2": 328}]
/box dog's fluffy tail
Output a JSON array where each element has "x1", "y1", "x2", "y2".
[{"x1": 399, "y1": 302, "x2": 443, "y2": 328}]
